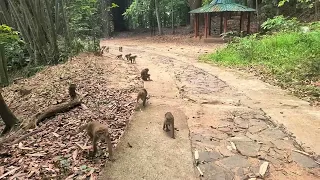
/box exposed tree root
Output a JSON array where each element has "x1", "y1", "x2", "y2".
[
  {"x1": 22, "y1": 84, "x2": 82, "y2": 129},
  {"x1": 0, "y1": 84, "x2": 82, "y2": 144}
]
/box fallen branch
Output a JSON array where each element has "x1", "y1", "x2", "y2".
[
  {"x1": 35, "y1": 98, "x2": 81, "y2": 125},
  {"x1": 22, "y1": 84, "x2": 82, "y2": 129},
  {"x1": 292, "y1": 149, "x2": 312, "y2": 157},
  {"x1": 0, "y1": 167, "x2": 20, "y2": 179}
]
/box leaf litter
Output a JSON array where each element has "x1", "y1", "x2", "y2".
[{"x1": 0, "y1": 53, "x2": 142, "y2": 179}]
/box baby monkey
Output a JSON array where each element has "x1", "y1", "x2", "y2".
[
  {"x1": 96, "y1": 46, "x2": 107, "y2": 56},
  {"x1": 141, "y1": 68, "x2": 151, "y2": 81},
  {"x1": 129, "y1": 55, "x2": 137, "y2": 63},
  {"x1": 125, "y1": 53, "x2": 131, "y2": 60},
  {"x1": 69, "y1": 84, "x2": 77, "y2": 99},
  {"x1": 163, "y1": 112, "x2": 175, "y2": 139},
  {"x1": 136, "y1": 88, "x2": 148, "y2": 107},
  {"x1": 78, "y1": 121, "x2": 114, "y2": 161},
  {"x1": 119, "y1": 46, "x2": 123, "y2": 52}
]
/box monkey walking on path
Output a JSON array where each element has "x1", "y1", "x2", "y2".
[
  {"x1": 163, "y1": 112, "x2": 175, "y2": 139},
  {"x1": 78, "y1": 121, "x2": 114, "y2": 161},
  {"x1": 125, "y1": 53, "x2": 131, "y2": 61},
  {"x1": 119, "y1": 46, "x2": 123, "y2": 52},
  {"x1": 136, "y1": 88, "x2": 148, "y2": 108},
  {"x1": 116, "y1": 54, "x2": 123, "y2": 59}
]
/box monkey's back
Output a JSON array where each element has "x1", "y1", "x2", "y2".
[
  {"x1": 165, "y1": 112, "x2": 174, "y2": 121},
  {"x1": 86, "y1": 121, "x2": 108, "y2": 137}
]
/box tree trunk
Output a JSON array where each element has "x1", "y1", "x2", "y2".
[
  {"x1": 0, "y1": 44, "x2": 9, "y2": 86},
  {"x1": 0, "y1": 91, "x2": 19, "y2": 135},
  {"x1": 171, "y1": 0, "x2": 174, "y2": 34},
  {"x1": 154, "y1": 0, "x2": 163, "y2": 35},
  {"x1": 188, "y1": 0, "x2": 201, "y2": 28}
]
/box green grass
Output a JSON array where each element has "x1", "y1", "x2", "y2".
[{"x1": 203, "y1": 30, "x2": 320, "y2": 103}]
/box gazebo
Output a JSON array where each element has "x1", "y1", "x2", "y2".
[{"x1": 189, "y1": 0, "x2": 256, "y2": 38}]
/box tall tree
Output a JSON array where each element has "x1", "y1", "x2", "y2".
[
  {"x1": 154, "y1": 0, "x2": 163, "y2": 35},
  {"x1": 0, "y1": 91, "x2": 19, "y2": 135}
]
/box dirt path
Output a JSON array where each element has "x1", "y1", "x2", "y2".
[{"x1": 100, "y1": 38, "x2": 320, "y2": 179}]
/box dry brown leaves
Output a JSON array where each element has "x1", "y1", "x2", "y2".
[{"x1": 0, "y1": 53, "x2": 141, "y2": 179}]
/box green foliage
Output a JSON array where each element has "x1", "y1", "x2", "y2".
[
  {"x1": 204, "y1": 28, "x2": 320, "y2": 101},
  {"x1": 279, "y1": 0, "x2": 316, "y2": 8},
  {"x1": 67, "y1": 0, "x2": 100, "y2": 38},
  {"x1": 261, "y1": 16, "x2": 301, "y2": 32},
  {"x1": 123, "y1": 0, "x2": 189, "y2": 29},
  {"x1": 0, "y1": 24, "x2": 28, "y2": 71},
  {"x1": 0, "y1": 24, "x2": 19, "y2": 43}
]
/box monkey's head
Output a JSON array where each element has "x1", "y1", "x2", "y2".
[{"x1": 145, "y1": 68, "x2": 149, "y2": 72}]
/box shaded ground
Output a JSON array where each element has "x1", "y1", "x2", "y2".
[
  {"x1": 100, "y1": 35, "x2": 320, "y2": 179},
  {"x1": 0, "y1": 53, "x2": 142, "y2": 179}
]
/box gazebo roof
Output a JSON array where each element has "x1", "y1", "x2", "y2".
[{"x1": 189, "y1": 0, "x2": 256, "y2": 14}]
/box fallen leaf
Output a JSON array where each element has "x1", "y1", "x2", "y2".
[
  {"x1": 72, "y1": 150, "x2": 78, "y2": 161},
  {"x1": 25, "y1": 153, "x2": 46, "y2": 157},
  {"x1": 52, "y1": 132, "x2": 60, "y2": 137}
]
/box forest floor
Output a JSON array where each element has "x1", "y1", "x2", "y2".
[
  {"x1": 0, "y1": 32, "x2": 319, "y2": 180},
  {"x1": 99, "y1": 33, "x2": 320, "y2": 180}
]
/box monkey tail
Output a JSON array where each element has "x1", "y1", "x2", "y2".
[
  {"x1": 78, "y1": 124, "x2": 88, "y2": 134},
  {"x1": 172, "y1": 120, "x2": 175, "y2": 139}
]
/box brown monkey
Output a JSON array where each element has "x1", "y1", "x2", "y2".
[
  {"x1": 125, "y1": 53, "x2": 131, "y2": 60},
  {"x1": 163, "y1": 112, "x2": 175, "y2": 139},
  {"x1": 69, "y1": 84, "x2": 77, "y2": 99},
  {"x1": 140, "y1": 68, "x2": 150, "y2": 81},
  {"x1": 96, "y1": 46, "x2": 107, "y2": 56},
  {"x1": 78, "y1": 121, "x2": 114, "y2": 161},
  {"x1": 119, "y1": 46, "x2": 123, "y2": 52},
  {"x1": 15, "y1": 87, "x2": 32, "y2": 96},
  {"x1": 136, "y1": 88, "x2": 148, "y2": 107},
  {"x1": 116, "y1": 54, "x2": 122, "y2": 59},
  {"x1": 129, "y1": 55, "x2": 137, "y2": 63}
]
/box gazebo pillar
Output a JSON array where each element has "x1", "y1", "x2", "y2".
[
  {"x1": 204, "y1": 13, "x2": 210, "y2": 38},
  {"x1": 220, "y1": 13, "x2": 223, "y2": 34},
  {"x1": 247, "y1": 12, "x2": 251, "y2": 34},
  {"x1": 240, "y1": 12, "x2": 243, "y2": 33},
  {"x1": 223, "y1": 12, "x2": 227, "y2": 33},
  {"x1": 194, "y1": 14, "x2": 200, "y2": 38},
  {"x1": 208, "y1": 13, "x2": 211, "y2": 36}
]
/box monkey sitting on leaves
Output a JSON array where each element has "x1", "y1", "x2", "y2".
[
  {"x1": 163, "y1": 112, "x2": 175, "y2": 139},
  {"x1": 140, "y1": 68, "x2": 151, "y2": 81},
  {"x1": 78, "y1": 121, "x2": 114, "y2": 161}
]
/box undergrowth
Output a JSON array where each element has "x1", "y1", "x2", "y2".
[{"x1": 203, "y1": 18, "x2": 320, "y2": 104}]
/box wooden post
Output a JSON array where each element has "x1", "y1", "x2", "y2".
[
  {"x1": 239, "y1": 12, "x2": 243, "y2": 33},
  {"x1": 247, "y1": 12, "x2": 251, "y2": 34},
  {"x1": 204, "y1": 13, "x2": 208, "y2": 38},
  {"x1": 223, "y1": 12, "x2": 227, "y2": 33},
  {"x1": 208, "y1": 13, "x2": 211, "y2": 36},
  {"x1": 220, "y1": 13, "x2": 223, "y2": 34},
  {"x1": 194, "y1": 14, "x2": 197, "y2": 38},
  {"x1": 197, "y1": 14, "x2": 200, "y2": 37}
]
